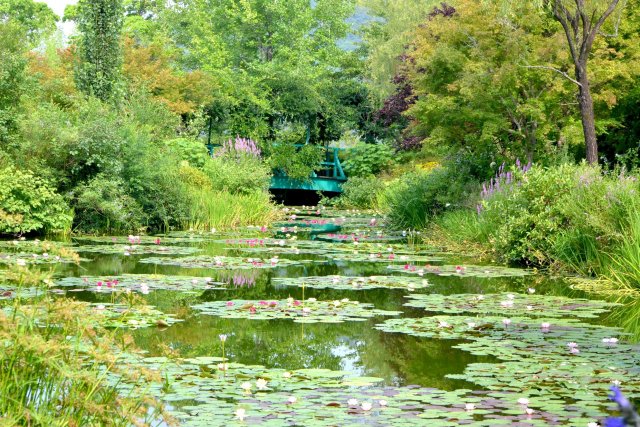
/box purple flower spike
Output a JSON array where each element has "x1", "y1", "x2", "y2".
[{"x1": 607, "y1": 386, "x2": 640, "y2": 427}]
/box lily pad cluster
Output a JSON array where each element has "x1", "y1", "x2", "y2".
[
  {"x1": 387, "y1": 264, "x2": 531, "y2": 278},
  {"x1": 272, "y1": 275, "x2": 430, "y2": 291},
  {"x1": 403, "y1": 292, "x2": 620, "y2": 318},
  {"x1": 115, "y1": 355, "x2": 596, "y2": 426},
  {"x1": 0, "y1": 286, "x2": 43, "y2": 300},
  {"x1": 54, "y1": 274, "x2": 226, "y2": 293},
  {"x1": 0, "y1": 252, "x2": 82, "y2": 265},
  {"x1": 375, "y1": 307, "x2": 640, "y2": 419},
  {"x1": 139, "y1": 255, "x2": 311, "y2": 270},
  {"x1": 73, "y1": 244, "x2": 202, "y2": 256},
  {"x1": 91, "y1": 303, "x2": 182, "y2": 329},
  {"x1": 191, "y1": 299, "x2": 402, "y2": 323}
]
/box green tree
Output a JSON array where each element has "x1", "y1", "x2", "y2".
[
  {"x1": 357, "y1": 0, "x2": 440, "y2": 104},
  {"x1": 0, "y1": 22, "x2": 29, "y2": 145},
  {"x1": 159, "y1": 0, "x2": 364, "y2": 143},
  {"x1": 0, "y1": 0, "x2": 58, "y2": 44},
  {"x1": 544, "y1": 0, "x2": 625, "y2": 164},
  {"x1": 74, "y1": 0, "x2": 124, "y2": 102},
  {"x1": 406, "y1": 1, "x2": 575, "y2": 162}
]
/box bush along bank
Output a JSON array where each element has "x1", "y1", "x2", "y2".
[{"x1": 388, "y1": 161, "x2": 640, "y2": 294}]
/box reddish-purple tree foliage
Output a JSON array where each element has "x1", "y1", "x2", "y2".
[{"x1": 374, "y1": 3, "x2": 456, "y2": 151}]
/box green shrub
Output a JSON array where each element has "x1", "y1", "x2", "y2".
[
  {"x1": 179, "y1": 163, "x2": 213, "y2": 190},
  {"x1": 477, "y1": 164, "x2": 576, "y2": 265},
  {"x1": 73, "y1": 175, "x2": 144, "y2": 233},
  {"x1": 342, "y1": 143, "x2": 395, "y2": 177},
  {"x1": 336, "y1": 176, "x2": 384, "y2": 209},
  {"x1": 384, "y1": 167, "x2": 478, "y2": 229},
  {"x1": 70, "y1": 99, "x2": 127, "y2": 186},
  {"x1": 127, "y1": 150, "x2": 192, "y2": 230},
  {"x1": 0, "y1": 166, "x2": 72, "y2": 235},
  {"x1": 475, "y1": 163, "x2": 640, "y2": 267},
  {"x1": 204, "y1": 155, "x2": 271, "y2": 195},
  {"x1": 268, "y1": 143, "x2": 323, "y2": 181},
  {"x1": 165, "y1": 137, "x2": 209, "y2": 168}
]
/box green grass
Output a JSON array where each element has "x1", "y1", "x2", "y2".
[
  {"x1": 182, "y1": 188, "x2": 280, "y2": 231},
  {"x1": 0, "y1": 264, "x2": 173, "y2": 427}
]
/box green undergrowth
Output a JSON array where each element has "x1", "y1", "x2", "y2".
[{"x1": 415, "y1": 163, "x2": 640, "y2": 294}]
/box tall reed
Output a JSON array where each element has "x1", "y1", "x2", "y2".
[{"x1": 183, "y1": 188, "x2": 280, "y2": 231}]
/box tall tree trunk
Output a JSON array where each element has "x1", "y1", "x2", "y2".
[{"x1": 576, "y1": 66, "x2": 598, "y2": 164}]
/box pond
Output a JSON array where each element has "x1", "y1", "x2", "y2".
[{"x1": 6, "y1": 208, "x2": 640, "y2": 426}]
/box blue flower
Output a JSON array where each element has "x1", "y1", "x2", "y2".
[
  {"x1": 605, "y1": 417, "x2": 625, "y2": 427},
  {"x1": 610, "y1": 386, "x2": 632, "y2": 411}
]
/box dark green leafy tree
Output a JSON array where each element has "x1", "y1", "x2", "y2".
[
  {"x1": 74, "y1": 0, "x2": 124, "y2": 102},
  {"x1": 0, "y1": 23, "x2": 29, "y2": 146}
]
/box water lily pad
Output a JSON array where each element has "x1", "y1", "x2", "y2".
[
  {"x1": 403, "y1": 292, "x2": 620, "y2": 318},
  {"x1": 0, "y1": 252, "x2": 83, "y2": 265},
  {"x1": 139, "y1": 255, "x2": 310, "y2": 270},
  {"x1": 272, "y1": 275, "x2": 430, "y2": 291},
  {"x1": 54, "y1": 274, "x2": 226, "y2": 293},
  {"x1": 73, "y1": 244, "x2": 202, "y2": 256},
  {"x1": 387, "y1": 264, "x2": 532, "y2": 278},
  {"x1": 112, "y1": 354, "x2": 591, "y2": 426},
  {"x1": 191, "y1": 299, "x2": 402, "y2": 323},
  {"x1": 91, "y1": 303, "x2": 182, "y2": 329}
]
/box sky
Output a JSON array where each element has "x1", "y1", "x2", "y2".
[{"x1": 41, "y1": 0, "x2": 77, "y2": 36}]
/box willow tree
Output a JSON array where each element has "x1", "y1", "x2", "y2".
[
  {"x1": 74, "y1": 0, "x2": 124, "y2": 102},
  {"x1": 537, "y1": 0, "x2": 624, "y2": 163}
]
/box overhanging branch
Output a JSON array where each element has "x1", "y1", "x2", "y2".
[{"x1": 521, "y1": 65, "x2": 582, "y2": 87}]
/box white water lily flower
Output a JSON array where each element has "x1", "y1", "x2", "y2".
[
  {"x1": 219, "y1": 334, "x2": 228, "y2": 342},
  {"x1": 256, "y1": 378, "x2": 268, "y2": 390},
  {"x1": 348, "y1": 398, "x2": 358, "y2": 406},
  {"x1": 541, "y1": 322, "x2": 551, "y2": 329},
  {"x1": 467, "y1": 322, "x2": 476, "y2": 328},
  {"x1": 241, "y1": 382, "x2": 252, "y2": 392},
  {"x1": 96, "y1": 304, "x2": 106, "y2": 310},
  {"x1": 307, "y1": 298, "x2": 317, "y2": 302},
  {"x1": 288, "y1": 396, "x2": 297, "y2": 404},
  {"x1": 502, "y1": 319, "x2": 512, "y2": 326},
  {"x1": 465, "y1": 403, "x2": 475, "y2": 411},
  {"x1": 379, "y1": 400, "x2": 387, "y2": 406},
  {"x1": 517, "y1": 398, "x2": 530, "y2": 406},
  {"x1": 282, "y1": 372, "x2": 292, "y2": 379},
  {"x1": 361, "y1": 402, "x2": 372, "y2": 411},
  {"x1": 528, "y1": 288, "x2": 536, "y2": 294},
  {"x1": 302, "y1": 307, "x2": 311, "y2": 313},
  {"x1": 587, "y1": 423, "x2": 600, "y2": 427},
  {"x1": 525, "y1": 407, "x2": 534, "y2": 415},
  {"x1": 235, "y1": 408, "x2": 246, "y2": 421}
]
